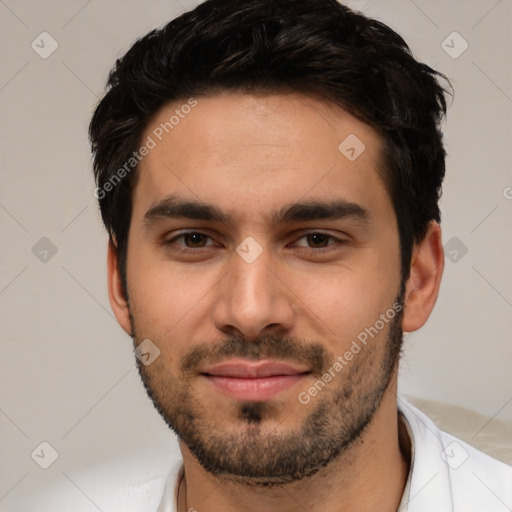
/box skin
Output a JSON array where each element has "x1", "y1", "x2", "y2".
[{"x1": 107, "y1": 92, "x2": 444, "y2": 512}]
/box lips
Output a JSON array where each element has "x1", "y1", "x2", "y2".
[
  {"x1": 201, "y1": 359, "x2": 310, "y2": 378},
  {"x1": 200, "y1": 359, "x2": 311, "y2": 401}
]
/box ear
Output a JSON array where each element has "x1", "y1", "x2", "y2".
[
  {"x1": 402, "y1": 221, "x2": 444, "y2": 332},
  {"x1": 107, "y1": 238, "x2": 133, "y2": 336}
]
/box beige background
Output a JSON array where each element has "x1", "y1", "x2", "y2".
[{"x1": 1, "y1": 0, "x2": 511, "y2": 510}]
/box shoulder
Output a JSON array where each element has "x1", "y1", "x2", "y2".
[{"x1": 398, "y1": 397, "x2": 512, "y2": 512}]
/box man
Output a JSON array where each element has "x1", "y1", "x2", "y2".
[{"x1": 89, "y1": 0, "x2": 512, "y2": 510}]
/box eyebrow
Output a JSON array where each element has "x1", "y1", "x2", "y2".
[{"x1": 143, "y1": 194, "x2": 370, "y2": 228}]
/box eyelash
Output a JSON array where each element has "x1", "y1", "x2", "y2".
[{"x1": 164, "y1": 230, "x2": 346, "y2": 255}]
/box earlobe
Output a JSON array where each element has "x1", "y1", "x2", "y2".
[
  {"x1": 107, "y1": 238, "x2": 133, "y2": 336},
  {"x1": 402, "y1": 222, "x2": 445, "y2": 333}
]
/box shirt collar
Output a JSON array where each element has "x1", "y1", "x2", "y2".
[{"x1": 396, "y1": 396, "x2": 454, "y2": 511}]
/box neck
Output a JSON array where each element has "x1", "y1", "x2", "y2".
[{"x1": 177, "y1": 382, "x2": 409, "y2": 512}]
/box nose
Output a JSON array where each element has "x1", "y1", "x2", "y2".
[{"x1": 211, "y1": 244, "x2": 295, "y2": 341}]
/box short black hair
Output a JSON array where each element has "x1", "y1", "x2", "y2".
[{"x1": 89, "y1": 0, "x2": 451, "y2": 294}]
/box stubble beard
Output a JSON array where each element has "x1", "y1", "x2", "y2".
[{"x1": 130, "y1": 291, "x2": 404, "y2": 486}]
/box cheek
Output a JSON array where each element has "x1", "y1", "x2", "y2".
[
  {"x1": 130, "y1": 272, "x2": 194, "y2": 333},
  {"x1": 126, "y1": 245, "x2": 222, "y2": 344},
  {"x1": 128, "y1": 273, "x2": 194, "y2": 373},
  {"x1": 127, "y1": 246, "x2": 181, "y2": 332},
  {"x1": 290, "y1": 265, "x2": 399, "y2": 350}
]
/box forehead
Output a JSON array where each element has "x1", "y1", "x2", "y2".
[{"x1": 133, "y1": 92, "x2": 390, "y2": 225}]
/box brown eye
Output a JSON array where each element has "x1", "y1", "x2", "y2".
[
  {"x1": 306, "y1": 233, "x2": 331, "y2": 248},
  {"x1": 165, "y1": 231, "x2": 215, "y2": 251},
  {"x1": 182, "y1": 232, "x2": 208, "y2": 248},
  {"x1": 291, "y1": 231, "x2": 347, "y2": 255}
]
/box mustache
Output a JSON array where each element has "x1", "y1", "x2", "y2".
[{"x1": 180, "y1": 334, "x2": 329, "y2": 376}]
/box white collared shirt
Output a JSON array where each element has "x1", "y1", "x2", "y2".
[{"x1": 157, "y1": 397, "x2": 512, "y2": 511}]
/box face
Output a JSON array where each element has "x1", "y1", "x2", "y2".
[{"x1": 120, "y1": 92, "x2": 406, "y2": 484}]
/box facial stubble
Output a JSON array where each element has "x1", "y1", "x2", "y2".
[{"x1": 130, "y1": 292, "x2": 404, "y2": 487}]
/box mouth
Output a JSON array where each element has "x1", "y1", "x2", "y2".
[{"x1": 200, "y1": 359, "x2": 311, "y2": 401}]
